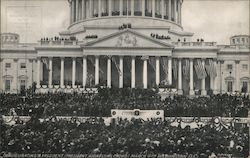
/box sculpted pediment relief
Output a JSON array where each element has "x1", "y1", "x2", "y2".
[{"x1": 84, "y1": 30, "x2": 173, "y2": 48}]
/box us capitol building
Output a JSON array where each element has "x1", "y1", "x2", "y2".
[{"x1": 0, "y1": 0, "x2": 249, "y2": 96}]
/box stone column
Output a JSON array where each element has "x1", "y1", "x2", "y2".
[
  {"x1": 48, "y1": 57, "x2": 53, "y2": 88},
  {"x1": 107, "y1": 57, "x2": 112, "y2": 88},
  {"x1": 155, "y1": 56, "x2": 160, "y2": 86},
  {"x1": 152, "y1": 0, "x2": 155, "y2": 17},
  {"x1": 98, "y1": 0, "x2": 101, "y2": 17},
  {"x1": 142, "y1": 0, "x2": 145, "y2": 16},
  {"x1": 90, "y1": 0, "x2": 93, "y2": 17},
  {"x1": 173, "y1": 0, "x2": 176, "y2": 22},
  {"x1": 13, "y1": 59, "x2": 18, "y2": 92},
  {"x1": 213, "y1": 59, "x2": 219, "y2": 94},
  {"x1": 235, "y1": 60, "x2": 240, "y2": 92},
  {"x1": 119, "y1": 56, "x2": 124, "y2": 88},
  {"x1": 72, "y1": 57, "x2": 76, "y2": 87},
  {"x1": 95, "y1": 56, "x2": 99, "y2": 85},
  {"x1": 60, "y1": 57, "x2": 65, "y2": 88},
  {"x1": 143, "y1": 56, "x2": 148, "y2": 89},
  {"x1": 72, "y1": 0, "x2": 76, "y2": 22},
  {"x1": 76, "y1": 0, "x2": 79, "y2": 21},
  {"x1": 36, "y1": 57, "x2": 41, "y2": 88},
  {"x1": 178, "y1": 58, "x2": 183, "y2": 95},
  {"x1": 189, "y1": 58, "x2": 194, "y2": 95},
  {"x1": 70, "y1": 1, "x2": 73, "y2": 24},
  {"x1": 131, "y1": 56, "x2": 136, "y2": 88},
  {"x1": 120, "y1": 0, "x2": 123, "y2": 16},
  {"x1": 108, "y1": 0, "x2": 112, "y2": 16},
  {"x1": 179, "y1": 1, "x2": 182, "y2": 24},
  {"x1": 131, "y1": 0, "x2": 134, "y2": 16},
  {"x1": 161, "y1": 0, "x2": 164, "y2": 19},
  {"x1": 168, "y1": 57, "x2": 172, "y2": 85},
  {"x1": 201, "y1": 59, "x2": 206, "y2": 96},
  {"x1": 168, "y1": 0, "x2": 171, "y2": 20},
  {"x1": 82, "y1": 56, "x2": 87, "y2": 87},
  {"x1": 82, "y1": 0, "x2": 86, "y2": 19}
]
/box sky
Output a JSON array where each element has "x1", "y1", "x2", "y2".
[{"x1": 1, "y1": 0, "x2": 249, "y2": 44}]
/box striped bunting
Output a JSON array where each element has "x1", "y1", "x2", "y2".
[
  {"x1": 195, "y1": 59, "x2": 207, "y2": 79},
  {"x1": 182, "y1": 59, "x2": 189, "y2": 80},
  {"x1": 148, "y1": 57, "x2": 156, "y2": 71},
  {"x1": 160, "y1": 57, "x2": 168, "y2": 81},
  {"x1": 172, "y1": 59, "x2": 178, "y2": 80}
]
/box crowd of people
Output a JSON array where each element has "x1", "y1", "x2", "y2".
[
  {"x1": 1, "y1": 88, "x2": 249, "y2": 117},
  {"x1": 1, "y1": 117, "x2": 249, "y2": 156}
]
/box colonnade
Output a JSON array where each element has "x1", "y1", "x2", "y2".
[
  {"x1": 36, "y1": 56, "x2": 219, "y2": 95},
  {"x1": 69, "y1": 0, "x2": 182, "y2": 24}
]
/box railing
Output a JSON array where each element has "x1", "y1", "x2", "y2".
[
  {"x1": 40, "y1": 40, "x2": 78, "y2": 46},
  {"x1": 218, "y1": 45, "x2": 250, "y2": 49},
  {"x1": 173, "y1": 42, "x2": 217, "y2": 47}
]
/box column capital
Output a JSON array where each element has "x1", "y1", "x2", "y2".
[
  {"x1": 141, "y1": 56, "x2": 149, "y2": 60},
  {"x1": 95, "y1": 55, "x2": 100, "y2": 58},
  {"x1": 218, "y1": 60, "x2": 224, "y2": 64},
  {"x1": 60, "y1": 57, "x2": 65, "y2": 60},
  {"x1": 235, "y1": 60, "x2": 240, "y2": 64},
  {"x1": 48, "y1": 57, "x2": 53, "y2": 60}
]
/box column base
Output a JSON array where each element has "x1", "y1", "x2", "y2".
[
  {"x1": 36, "y1": 85, "x2": 41, "y2": 89},
  {"x1": 189, "y1": 90, "x2": 195, "y2": 96},
  {"x1": 60, "y1": 85, "x2": 65, "y2": 88},
  {"x1": 177, "y1": 89, "x2": 183, "y2": 95},
  {"x1": 213, "y1": 89, "x2": 219, "y2": 95},
  {"x1": 201, "y1": 90, "x2": 207, "y2": 96}
]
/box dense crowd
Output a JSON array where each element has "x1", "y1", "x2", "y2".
[
  {"x1": 1, "y1": 117, "x2": 249, "y2": 156},
  {"x1": 1, "y1": 88, "x2": 249, "y2": 117}
]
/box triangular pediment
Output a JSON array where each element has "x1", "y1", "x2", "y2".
[{"x1": 83, "y1": 29, "x2": 173, "y2": 48}]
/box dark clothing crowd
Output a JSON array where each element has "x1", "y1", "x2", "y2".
[
  {"x1": 1, "y1": 117, "x2": 249, "y2": 156},
  {"x1": 1, "y1": 88, "x2": 249, "y2": 117}
]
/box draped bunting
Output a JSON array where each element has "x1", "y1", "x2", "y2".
[
  {"x1": 205, "y1": 59, "x2": 217, "y2": 78},
  {"x1": 182, "y1": 59, "x2": 189, "y2": 80},
  {"x1": 42, "y1": 58, "x2": 49, "y2": 69},
  {"x1": 111, "y1": 56, "x2": 122, "y2": 76},
  {"x1": 172, "y1": 59, "x2": 178, "y2": 80},
  {"x1": 160, "y1": 57, "x2": 168, "y2": 81},
  {"x1": 195, "y1": 59, "x2": 207, "y2": 79},
  {"x1": 148, "y1": 57, "x2": 156, "y2": 71}
]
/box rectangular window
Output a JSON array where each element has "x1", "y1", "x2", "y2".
[
  {"x1": 232, "y1": 39, "x2": 235, "y2": 44},
  {"x1": 20, "y1": 63, "x2": 26, "y2": 69},
  {"x1": 5, "y1": 63, "x2": 11, "y2": 68},
  {"x1": 5, "y1": 80, "x2": 11, "y2": 91},
  {"x1": 20, "y1": 80, "x2": 26, "y2": 91},
  {"x1": 227, "y1": 81, "x2": 233, "y2": 92},
  {"x1": 227, "y1": 64, "x2": 233, "y2": 70},
  {"x1": 242, "y1": 64, "x2": 248, "y2": 70},
  {"x1": 241, "y1": 81, "x2": 248, "y2": 93}
]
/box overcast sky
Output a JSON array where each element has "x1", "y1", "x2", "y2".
[{"x1": 1, "y1": 0, "x2": 249, "y2": 44}]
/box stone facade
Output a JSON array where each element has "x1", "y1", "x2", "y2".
[{"x1": 0, "y1": 0, "x2": 249, "y2": 95}]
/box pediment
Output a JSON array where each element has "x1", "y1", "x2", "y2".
[{"x1": 83, "y1": 29, "x2": 173, "y2": 48}]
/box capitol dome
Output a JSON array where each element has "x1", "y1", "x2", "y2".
[{"x1": 61, "y1": 0, "x2": 192, "y2": 43}]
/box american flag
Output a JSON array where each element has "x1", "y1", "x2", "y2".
[
  {"x1": 42, "y1": 58, "x2": 49, "y2": 69},
  {"x1": 182, "y1": 59, "x2": 189, "y2": 80},
  {"x1": 148, "y1": 57, "x2": 156, "y2": 71},
  {"x1": 160, "y1": 57, "x2": 168, "y2": 80},
  {"x1": 111, "y1": 56, "x2": 122, "y2": 76},
  {"x1": 172, "y1": 59, "x2": 178, "y2": 80},
  {"x1": 195, "y1": 59, "x2": 207, "y2": 79}
]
